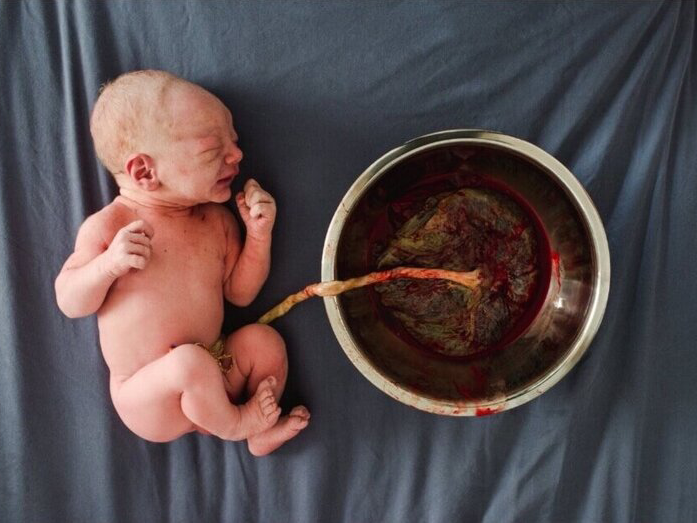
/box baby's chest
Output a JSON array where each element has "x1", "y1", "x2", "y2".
[{"x1": 148, "y1": 223, "x2": 226, "y2": 281}]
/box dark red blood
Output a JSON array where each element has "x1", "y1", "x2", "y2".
[
  {"x1": 551, "y1": 250, "x2": 561, "y2": 286},
  {"x1": 475, "y1": 407, "x2": 502, "y2": 417}
]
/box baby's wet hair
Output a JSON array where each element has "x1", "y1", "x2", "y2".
[{"x1": 90, "y1": 69, "x2": 185, "y2": 177}]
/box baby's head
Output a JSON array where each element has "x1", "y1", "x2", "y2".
[{"x1": 90, "y1": 70, "x2": 243, "y2": 205}]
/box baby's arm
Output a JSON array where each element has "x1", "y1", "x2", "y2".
[
  {"x1": 223, "y1": 179, "x2": 276, "y2": 307},
  {"x1": 55, "y1": 215, "x2": 153, "y2": 318},
  {"x1": 222, "y1": 209, "x2": 270, "y2": 307}
]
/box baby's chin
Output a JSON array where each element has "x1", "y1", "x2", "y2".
[{"x1": 209, "y1": 186, "x2": 232, "y2": 203}]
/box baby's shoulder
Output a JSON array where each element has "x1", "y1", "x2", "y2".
[{"x1": 79, "y1": 199, "x2": 134, "y2": 242}]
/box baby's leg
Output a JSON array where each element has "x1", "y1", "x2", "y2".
[
  {"x1": 111, "y1": 343, "x2": 280, "y2": 442},
  {"x1": 225, "y1": 324, "x2": 310, "y2": 456}
]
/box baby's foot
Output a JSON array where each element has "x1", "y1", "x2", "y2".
[
  {"x1": 233, "y1": 377, "x2": 281, "y2": 439},
  {"x1": 247, "y1": 405, "x2": 311, "y2": 456}
]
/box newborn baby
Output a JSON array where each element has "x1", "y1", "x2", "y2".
[{"x1": 55, "y1": 70, "x2": 309, "y2": 455}]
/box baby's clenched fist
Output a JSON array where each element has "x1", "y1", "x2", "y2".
[
  {"x1": 100, "y1": 219, "x2": 154, "y2": 279},
  {"x1": 235, "y1": 178, "x2": 276, "y2": 241}
]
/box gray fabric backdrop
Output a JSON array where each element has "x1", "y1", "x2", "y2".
[{"x1": 1, "y1": 1, "x2": 696, "y2": 521}]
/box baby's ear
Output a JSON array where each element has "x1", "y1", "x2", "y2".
[{"x1": 125, "y1": 154, "x2": 159, "y2": 191}]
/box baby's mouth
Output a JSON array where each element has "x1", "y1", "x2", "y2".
[
  {"x1": 217, "y1": 165, "x2": 239, "y2": 186},
  {"x1": 216, "y1": 175, "x2": 234, "y2": 185}
]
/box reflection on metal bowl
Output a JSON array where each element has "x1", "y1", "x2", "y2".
[{"x1": 321, "y1": 130, "x2": 610, "y2": 416}]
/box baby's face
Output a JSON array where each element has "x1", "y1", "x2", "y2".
[{"x1": 151, "y1": 85, "x2": 243, "y2": 205}]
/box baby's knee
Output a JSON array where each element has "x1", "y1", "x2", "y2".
[
  {"x1": 232, "y1": 324, "x2": 285, "y2": 349},
  {"x1": 229, "y1": 324, "x2": 286, "y2": 362},
  {"x1": 169, "y1": 343, "x2": 219, "y2": 386}
]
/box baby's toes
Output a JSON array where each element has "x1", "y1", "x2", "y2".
[
  {"x1": 253, "y1": 377, "x2": 275, "y2": 398},
  {"x1": 258, "y1": 387, "x2": 275, "y2": 404},
  {"x1": 258, "y1": 376, "x2": 277, "y2": 391},
  {"x1": 288, "y1": 416, "x2": 309, "y2": 431},
  {"x1": 260, "y1": 394, "x2": 278, "y2": 414},
  {"x1": 289, "y1": 406, "x2": 311, "y2": 421},
  {"x1": 265, "y1": 404, "x2": 281, "y2": 424},
  {"x1": 287, "y1": 406, "x2": 311, "y2": 430},
  {"x1": 250, "y1": 377, "x2": 280, "y2": 421}
]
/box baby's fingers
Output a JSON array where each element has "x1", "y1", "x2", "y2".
[
  {"x1": 128, "y1": 254, "x2": 149, "y2": 270},
  {"x1": 243, "y1": 178, "x2": 261, "y2": 192},
  {"x1": 249, "y1": 202, "x2": 274, "y2": 219},
  {"x1": 124, "y1": 219, "x2": 155, "y2": 239},
  {"x1": 236, "y1": 191, "x2": 251, "y2": 219},
  {"x1": 236, "y1": 191, "x2": 247, "y2": 208},
  {"x1": 246, "y1": 189, "x2": 274, "y2": 208},
  {"x1": 127, "y1": 231, "x2": 152, "y2": 247},
  {"x1": 127, "y1": 243, "x2": 151, "y2": 258}
]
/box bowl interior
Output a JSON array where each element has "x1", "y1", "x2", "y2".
[{"x1": 332, "y1": 143, "x2": 595, "y2": 407}]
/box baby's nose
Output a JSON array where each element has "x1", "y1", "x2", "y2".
[{"x1": 225, "y1": 146, "x2": 243, "y2": 164}]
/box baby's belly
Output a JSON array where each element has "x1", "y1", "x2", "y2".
[{"x1": 97, "y1": 281, "x2": 225, "y2": 378}]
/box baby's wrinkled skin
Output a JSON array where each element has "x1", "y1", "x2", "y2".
[{"x1": 55, "y1": 71, "x2": 309, "y2": 455}]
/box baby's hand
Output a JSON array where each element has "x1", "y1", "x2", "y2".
[
  {"x1": 100, "y1": 219, "x2": 154, "y2": 279},
  {"x1": 235, "y1": 179, "x2": 276, "y2": 241}
]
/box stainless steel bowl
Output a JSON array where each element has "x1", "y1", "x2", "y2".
[{"x1": 322, "y1": 130, "x2": 610, "y2": 415}]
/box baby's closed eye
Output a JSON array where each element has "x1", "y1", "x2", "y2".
[
  {"x1": 197, "y1": 147, "x2": 222, "y2": 164},
  {"x1": 197, "y1": 134, "x2": 222, "y2": 153},
  {"x1": 198, "y1": 146, "x2": 221, "y2": 157}
]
